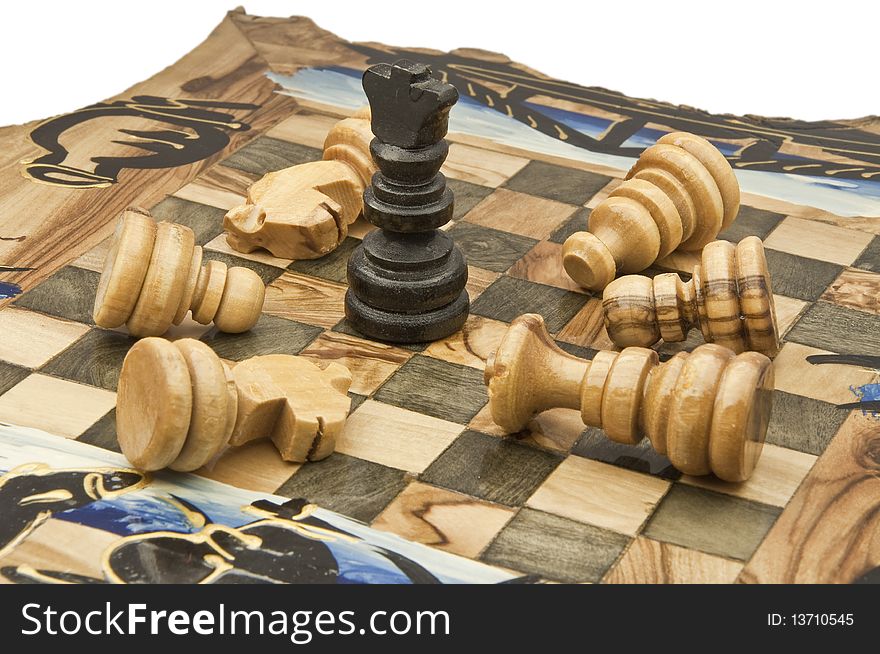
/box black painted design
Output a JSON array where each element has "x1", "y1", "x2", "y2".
[
  {"x1": 23, "y1": 96, "x2": 258, "y2": 188},
  {"x1": 0, "y1": 464, "x2": 145, "y2": 557}
]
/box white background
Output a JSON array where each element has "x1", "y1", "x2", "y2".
[{"x1": 0, "y1": 1, "x2": 876, "y2": 126}]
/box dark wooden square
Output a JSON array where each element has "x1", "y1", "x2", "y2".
[
  {"x1": 643, "y1": 484, "x2": 781, "y2": 561},
  {"x1": 572, "y1": 427, "x2": 681, "y2": 480},
  {"x1": 447, "y1": 178, "x2": 494, "y2": 220},
  {"x1": 471, "y1": 275, "x2": 586, "y2": 332},
  {"x1": 421, "y1": 430, "x2": 562, "y2": 506},
  {"x1": 14, "y1": 266, "x2": 99, "y2": 325},
  {"x1": 853, "y1": 235, "x2": 880, "y2": 273},
  {"x1": 717, "y1": 205, "x2": 785, "y2": 243},
  {"x1": 200, "y1": 314, "x2": 322, "y2": 361},
  {"x1": 481, "y1": 508, "x2": 630, "y2": 582},
  {"x1": 503, "y1": 161, "x2": 612, "y2": 206},
  {"x1": 373, "y1": 356, "x2": 488, "y2": 424},
  {"x1": 0, "y1": 361, "x2": 29, "y2": 395},
  {"x1": 785, "y1": 301, "x2": 880, "y2": 356},
  {"x1": 150, "y1": 196, "x2": 226, "y2": 245},
  {"x1": 77, "y1": 409, "x2": 121, "y2": 453},
  {"x1": 655, "y1": 330, "x2": 707, "y2": 360},
  {"x1": 548, "y1": 207, "x2": 590, "y2": 244},
  {"x1": 288, "y1": 237, "x2": 360, "y2": 283},
  {"x1": 555, "y1": 341, "x2": 598, "y2": 360},
  {"x1": 41, "y1": 329, "x2": 135, "y2": 391},
  {"x1": 448, "y1": 222, "x2": 538, "y2": 273},
  {"x1": 764, "y1": 249, "x2": 843, "y2": 302},
  {"x1": 221, "y1": 137, "x2": 321, "y2": 176},
  {"x1": 275, "y1": 453, "x2": 408, "y2": 523},
  {"x1": 765, "y1": 390, "x2": 849, "y2": 455}
]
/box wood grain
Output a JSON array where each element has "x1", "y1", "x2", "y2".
[
  {"x1": 263, "y1": 271, "x2": 347, "y2": 328},
  {"x1": 604, "y1": 537, "x2": 743, "y2": 584},
  {"x1": 424, "y1": 315, "x2": 510, "y2": 370},
  {"x1": 372, "y1": 481, "x2": 515, "y2": 558},
  {"x1": 508, "y1": 240, "x2": 587, "y2": 293},
  {"x1": 821, "y1": 267, "x2": 880, "y2": 315},
  {"x1": 299, "y1": 330, "x2": 412, "y2": 395},
  {"x1": 740, "y1": 411, "x2": 880, "y2": 583}
]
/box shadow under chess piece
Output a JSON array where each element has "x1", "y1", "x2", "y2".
[
  {"x1": 562, "y1": 132, "x2": 740, "y2": 291},
  {"x1": 603, "y1": 237, "x2": 779, "y2": 357},
  {"x1": 484, "y1": 314, "x2": 773, "y2": 482},
  {"x1": 116, "y1": 338, "x2": 352, "y2": 471},
  {"x1": 93, "y1": 207, "x2": 265, "y2": 337},
  {"x1": 345, "y1": 60, "x2": 469, "y2": 343},
  {"x1": 224, "y1": 107, "x2": 376, "y2": 260}
]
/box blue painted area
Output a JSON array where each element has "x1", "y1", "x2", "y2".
[
  {"x1": 851, "y1": 382, "x2": 880, "y2": 417},
  {"x1": 0, "y1": 281, "x2": 22, "y2": 299}
]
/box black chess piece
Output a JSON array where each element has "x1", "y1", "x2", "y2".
[{"x1": 345, "y1": 60, "x2": 469, "y2": 343}]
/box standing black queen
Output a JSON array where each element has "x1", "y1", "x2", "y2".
[{"x1": 345, "y1": 60, "x2": 469, "y2": 343}]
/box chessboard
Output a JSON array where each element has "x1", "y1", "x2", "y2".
[{"x1": 0, "y1": 9, "x2": 878, "y2": 584}]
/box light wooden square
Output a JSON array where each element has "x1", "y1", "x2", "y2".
[
  {"x1": 584, "y1": 178, "x2": 623, "y2": 209},
  {"x1": 174, "y1": 181, "x2": 246, "y2": 211},
  {"x1": 680, "y1": 443, "x2": 817, "y2": 507},
  {"x1": 197, "y1": 440, "x2": 300, "y2": 494},
  {"x1": 424, "y1": 315, "x2": 510, "y2": 370},
  {"x1": 300, "y1": 331, "x2": 412, "y2": 395},
  {"x1": 772, "y1": 342, "x2": 877, "y2": 405},
  {"x1": 441, "y1": 143, "x2": 528, "y2": 188},
  {"x1": 527, "y1": 456, "x2": 670, "y2": 535},
  {"x1": 763, "y1": 217, "x2": 874, "y2": 266},
  {"x1": 347, "y1": 217, "x2": 376, "y2": 240},
  {"x1": 465, "y1": 266, "x2": 500, "y2": 301},
  {"x1": 773, "y1": 294, "x2": 809, "y2": 337},
  {"x1": 372, "y1": 481, "x2": 515, "y2": 558},
  {"x1": 204, "y1": 233, "x2": 293, "y2": 269},
  {"x1": 263, "y1": 271, "x2": 347, "y2": 328},
  {"x1": 336, "y1": 400, "x2": 463, "y2": 473},
  {"x1": 71, "y1": 237, "x2": 111, "y2": 273},
  {"x1": 0, "y1": 374, "x2": 115, "y2": 439},
  {"x1": 821, "y1": 267, "x2": 880, "y2": 316},
  {"x1": 604, "y1": 537, "x2": 743, "y2": 584},
  {"x1": 172, "y1": 165, "x2": 256, "y2": 211},
  {"x1": 0, "y1": 308, "x2": 89, "y2": 368},
  {"x1": 464, "y1": 188, "x2": 576, "y2": 240},
  {"x1": 556, "y1": 298, "x2": 615, "y2": 349},
  {"x1": 266, "y1": 112, "x2": 338, "y2": 149},
  {"x1": 468, "y1": 404, "x2": 585, "y2": 452},
  {"x1": 508, "y1": 240, "x2": 587, "y2": 293}
]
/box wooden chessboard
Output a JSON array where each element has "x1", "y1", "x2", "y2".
[{"x1": 1, "y1": 9, "x2": 878, "y2": 584}]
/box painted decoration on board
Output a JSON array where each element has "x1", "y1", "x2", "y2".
[
  {"x1": 0, "y1": 425, "x2": 522, "y2": 584},
  {"x1": 267, "y1": 52, "x2": 880, "y2": 218},
  {"x1": 21, "y1": 97, "x2": 260, "y2": 189}
]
